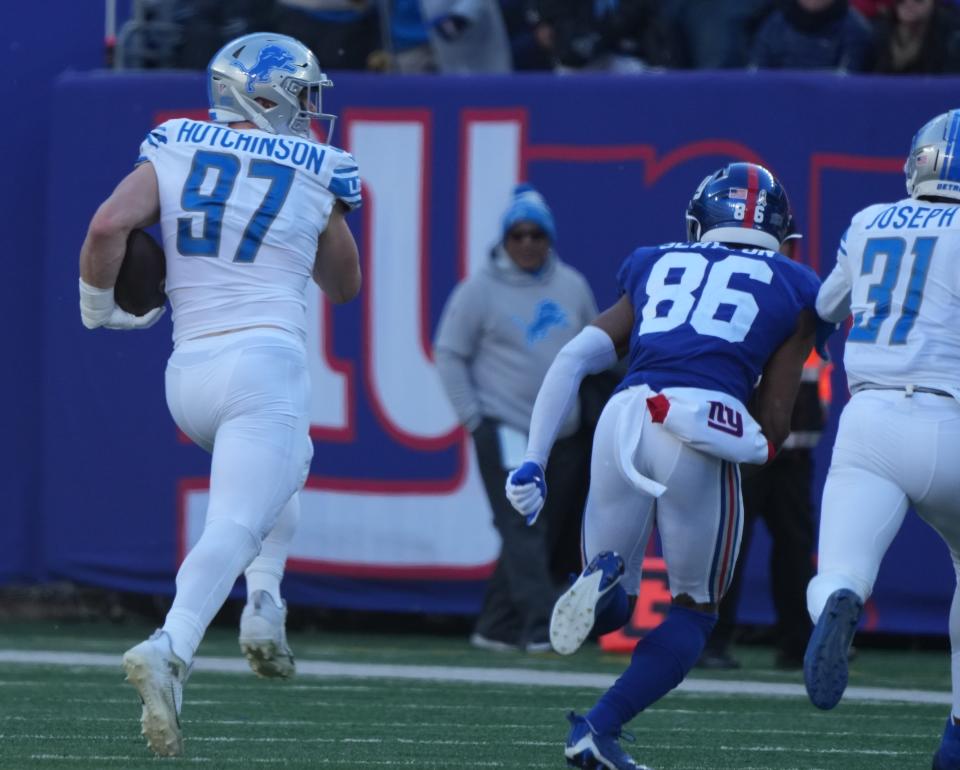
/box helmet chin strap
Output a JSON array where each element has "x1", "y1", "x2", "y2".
[{"x1": 229, "y1": 85, "x2": 280, "y2": 134}]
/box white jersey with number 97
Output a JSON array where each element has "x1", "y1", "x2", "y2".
[
  {"x1": 817, "y1": 197, "x2": 960, "y2": 396},
  {"x1": 137, "y1": 117, "x2": 361, "y2": 345}
]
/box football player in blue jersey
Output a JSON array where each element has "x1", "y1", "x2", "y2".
[{"x1": 506, "y1": 163, "x2": 821, "y2": 769}]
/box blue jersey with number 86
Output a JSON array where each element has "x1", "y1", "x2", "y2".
[{"x1": 616, "y1": 241, "x2": 820, "y2": 404}]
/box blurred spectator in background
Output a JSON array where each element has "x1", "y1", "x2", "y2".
[
  {"x1": 500, "y1": 0, "x2": 553, "y2": 69},
  {"x1": 172, "y1": 0, "x2": 278, "y2": 69},
  {"x1": 421, "y1": 0, "x2": 513, "y2": 71},
  {"x1": 275, "y1": 0, "x2": 381, "y2": 70},
  {"x1": 434, "y1": 184, "x2": 598, "y2": 653},
  {"x1": 668, "y1": 0, "x2": 774, "y2": 68},
  {"x1": 872, "y1": 0, "x2": 960, "y2": 74},
  {"x1": 527, "y1": 0, "x2": 678, "y2": 72},
  {"x1": 851, "y1": 0, "x2": 895, "y2": 16},
  {"x1": 752, "y1": 0, "x2": 873, "y2": 71},
  {"x1": 372, "y1": 0, "x2": 437, "y2": 71},
  {"x1": 699, "y1": 227, "x2": 829, "y2": 671}
]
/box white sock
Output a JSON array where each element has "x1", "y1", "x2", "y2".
[
  {"x1": 244, "y1": 494, "x2": 300, "y2": 609},
  {"x1": 244, "y1": 567, "x2": 284, "y2": 609},
  {"x1": 162, "y1": 518, "x2": 260, "y2": 664}
]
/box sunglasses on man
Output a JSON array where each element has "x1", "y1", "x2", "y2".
[{"x1": 507, "y1": 228, "x2": 548, "y2": 243}]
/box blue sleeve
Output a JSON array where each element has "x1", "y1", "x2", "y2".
[
  {"x1": 787, "y1": 262, "x2": 821, "y2": 311},
  {"x1": 615, "y1": 255, "x2": 633, "y2": 297},
  {"x1": 136, "y1": 121, "x2": 171, "y2": 167},
  {"x1": 327, "y1": 150, "x2": 362, "y2": 210},
  {"x1": 616, "y1": 247, "x2": 655, "y2": 298},
  {"x1": 789, "y1": 262, "x2": 834, "y2": 356}
]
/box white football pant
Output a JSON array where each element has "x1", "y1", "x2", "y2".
[
  {"x1": 808, "y1": 390, "x2": 960, "y2": 717},
  {"x1": 160, "y1": 328, "x2": 313, "y2": 663},
  {"x1": 583, "y1": 387, "x2": 744, "y2": 606},
  {"x1": 809, "y1": 390, "x2": 960, "y2": 617}
]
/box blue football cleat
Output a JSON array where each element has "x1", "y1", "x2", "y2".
[
  {"x1": 564, "y1": 712, "x2": 651, "y2": 770},
  {"x1": 803, "y1": 588, "x2": 863, "y2": 710},
  {"x1": 933, "y1": 718, "x2": 960, "y2": 770},
  {"x1": 550, "y1": 551, "x2": 625, "y2": 656}
]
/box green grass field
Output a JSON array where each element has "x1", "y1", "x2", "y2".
[{"x1": 0, "y1": 621, "x2": 951, "y2": 769}]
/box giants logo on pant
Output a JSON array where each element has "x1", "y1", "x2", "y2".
[{"x1": 707, "y1": 402, "x2": 744, "y2": 437}]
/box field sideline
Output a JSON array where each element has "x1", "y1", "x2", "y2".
[{"x1": 0, "y1": 621, "x2": 951, "y2": 769}]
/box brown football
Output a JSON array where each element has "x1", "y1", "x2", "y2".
[{"x1": 115, "y1": 229, "x2": 167, "y2": 316}]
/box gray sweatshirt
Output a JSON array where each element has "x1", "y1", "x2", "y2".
[
  {"x1": 420, "y1": 0, "x2": 512, "y2": 73},
  {"x1": 434, "y1": 248, "x2": 598, "y2": 437}
]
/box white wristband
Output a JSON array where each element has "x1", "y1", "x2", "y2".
[{"x1": 79, "y1": 278, "x2": 116, "y2": 329}]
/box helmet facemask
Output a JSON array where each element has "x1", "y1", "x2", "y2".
[{"x1": 285, "y1": 76, "x2": 337, "y2": 139}]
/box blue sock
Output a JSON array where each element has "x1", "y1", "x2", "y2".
[
  {"x1": 587, "y1": 605, "x2": 716, "y2": 735},
  {"x1": 592, "y1": 585, "x2": 631, "y2": 636}
]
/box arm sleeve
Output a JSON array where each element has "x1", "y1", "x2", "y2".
[
  {"x1": 524, "y1": 326, "x2": 618, "y2": 467},
  {"x1": 327, "y1": 150, "x2": 362, "y2": 211},
  {"x1": 615, "y1": 248, "x2": 654, "y2": 300},
  {"x1": 433, "y1": 282, "x2": 483, "y2": 430},
  {"x1": 816, "y1": 229, "x2": 853, "y2": 323},
  {"x1": 135, "y1": 121, "x2": 171, "y2": 167}
]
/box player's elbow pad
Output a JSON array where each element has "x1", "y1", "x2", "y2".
[{"x1": 553, "y1": 326, "x2": 618, "y2": 380}]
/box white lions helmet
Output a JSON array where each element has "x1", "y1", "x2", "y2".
[
  {"x1": 207, "y1": 33, "x2": 335, "y2": 139},
  {"x1": 905, "y1": 109, "x2": 960, "y2": 202}
]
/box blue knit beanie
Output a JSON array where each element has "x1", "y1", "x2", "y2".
[{"x1": 500, "y1": 183, "x2": 556, "y2": 244}]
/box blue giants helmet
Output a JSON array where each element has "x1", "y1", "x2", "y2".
[
  {"x1": 905, "y1": 109, "x2": 960, "y2": 201},
  {"x1": 685, "y1": 162, "x2": 792, "y2": 252}
]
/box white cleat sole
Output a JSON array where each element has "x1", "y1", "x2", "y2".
[
  {"x1": 240, "y1": 639, "x2": 295, "y2": 679},
  {"x1": 121, "y1": 649, "x2": 183, "y2": 757},
  {"x1": 550, "y1": 569, "x2": 605, "y2": 656}
]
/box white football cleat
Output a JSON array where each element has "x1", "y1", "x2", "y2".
[
  {"x1": 121, "y1": 630, "x2": 188, "y2": 757},
  {"x1": 239, "y1": 590, "x2": 295, "y2": 679},
  {"x1": 550, "y1": 551, "x2": 625, "y2": 656}
]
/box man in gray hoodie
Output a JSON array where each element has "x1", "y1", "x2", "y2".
[{"x1": 434, "y1": 184, "x2": 598, "y2": 652}]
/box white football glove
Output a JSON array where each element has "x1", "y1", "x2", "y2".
[
  {"x1": 505, "y1": 461, "x2": 547, "y2": 526},
  {"x1": 79, "y1": 278, "x2": 166, "y2": 331}
]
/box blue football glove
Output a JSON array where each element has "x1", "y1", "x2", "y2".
[{"x1": 505, "y1": 461, "x2": 546, "y2": 526}]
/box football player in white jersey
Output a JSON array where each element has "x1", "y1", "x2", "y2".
[
  {"x1": 806, "y1": 109, "x2": 960, "y2": 770},
  {"x1": 78, "y1": 33, "x2": 361, "y2": 757}
]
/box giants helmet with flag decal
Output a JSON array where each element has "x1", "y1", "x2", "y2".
[
  {"x1": 905, "y1": 109, "x2": 960, "y2": 202},
  {"x1": 685, "y1": 162, "x2": 792, "y2": 252}
]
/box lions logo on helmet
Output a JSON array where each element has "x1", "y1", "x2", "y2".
[
  {"x1": 207, "y1": 33, "x2": 335, "y2": 139},
  {"x1": 235, "y1": 45, "x2": 298, "y2": 93},
  {"x1": 686, "y1": 162, "x2": 792, "y2": 252},
  {"x1": 905, "y1": 109, "x2": 960, "y2": 202}
]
